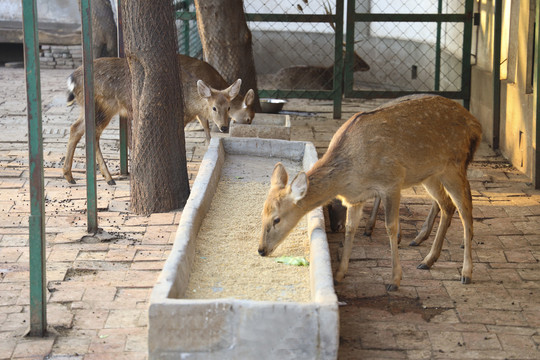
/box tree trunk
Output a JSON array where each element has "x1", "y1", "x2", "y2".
[
  {"x1": 194, "y1": 0, "x2": 261, "y2": 112},
  {"x1": 121, "y1": 0, "x2": 190, "y2": 215}
]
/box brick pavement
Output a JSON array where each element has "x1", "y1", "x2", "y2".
[{"x1": 1, "y1": 67, "x2": 539, "y2": 359}]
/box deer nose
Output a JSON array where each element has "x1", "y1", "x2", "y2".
[
  {"x1": 258, "y1": 248, "x2": 266, "y2": 256},
  {"x1": 220, "y1": 126, "x2": 229, "y2": 133}
]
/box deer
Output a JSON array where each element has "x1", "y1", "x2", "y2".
[
  {"x1": 63, "y1": 54, "x2": 255, "y2": 185},
  {"x1": 259, "y1": 94, "x2": 482, "y2": 291},
  {"x1": 261, "y1": 0, "x2": 369, "y2": 91},
  {"x1": 328, "y1": 97, "x2": 445, "y2": 248},
  {"x1": 265, "y1": 51, "x2": 369, "y2": 90}
]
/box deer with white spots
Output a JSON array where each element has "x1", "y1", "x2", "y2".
[{"x1": 259, "y1": 95, "x2": 482, "y2": 291}]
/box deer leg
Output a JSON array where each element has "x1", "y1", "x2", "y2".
[
  {"x1": 417, "y1": 177, "x2": 455, "y2": 270},
  {"x1": 94, "y1": 133, "x2": 115, "y2": 186},
  {"x1": 63, "y1": 113, "x2": 85, "y2": 184},
  {"x1": 440, "y1": 170, "x2": 474, "y2": 284},
  {"x1": 364, "y1": 195, "x2": 380, "y2": 236},
  {"x1": 365, "y1": 195, "x2": 402, "y2": 243},
  {"x1": 410, "y1": 199, "x2": 440, "y2": 246},
  {"x1": 196, "y1": 116, "x2": 211, "y2": 144},
  {"x1": 335, "y1": 202, "x2": 364, "y2": 283},
  {"x1": 382, "y1": 190, "x2": 403, "y2": 291}
]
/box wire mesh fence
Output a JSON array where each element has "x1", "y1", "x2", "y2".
[{"x1": 175, "y1": 0, "x2": 473, "y2": 114}]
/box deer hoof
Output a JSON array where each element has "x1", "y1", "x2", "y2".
[
  {"x1": 417, "y1": 263, "x2": 430, "y2": 270},
  {"x1": 460, "y1": 276, "x2": 471, "y2": 284},
  {"x1": 334, "y1": 272, "x2": 345, "y2": 283},
  {"x1": 107, "y1": 179, "x2": 116, "y2": 186},
  {"x1": 386, "y1": 284, "x2": 399, "y2": 292},
  {"x1": 409, "y1": 240, "x2": 419, "y2": 247}
]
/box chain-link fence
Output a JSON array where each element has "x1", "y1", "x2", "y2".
[
  {"x1": 176, "y1": 0, "x2": 473, "y2": 116},
  {"x1": 175, "y1": 0, "x2": 203, "y2": 58},
  {"x1": 344, "y1": 0, "x2": 472, "y2": 103}
]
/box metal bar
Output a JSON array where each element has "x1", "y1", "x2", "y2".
[
  {"x1": 434, "y1": 0, "x2": 443, "y2": 91},
  {"x1": 176, "y1": 11, "x2": 336, "y2": 23},
  {"x1": 346, "y1": 90, "x2": 466, "y2": 100},
  {"x1": 80, "y1": 0, "x2": 98, "y2": 233},
  {"x1": 177, "y1": 11, "x2": 467, "y2": 24},
  {"x1": 461, "y1": 0, "x2": 474, "y2": 109},
  {"x1": 332, "y1": 0, "x2": 344, "y2": 119},
  {"x1": 182, "y1": 19, "x2": 190, "y2": 55},
  {"x1": 21, "y1": 0, "x2": 47, "y2": 337},
  {"x1": 259, "y1": 89, "x2": 334, "y2": 100},
  {"x1": 343, "y1": 0, "x2": 356, "y2": 97},
  {"x1": 117, "y1": 0, "x2": 128, "y2": 176},
  {"x1": 534, "y1": 0, "x2": 540, "y2": 188},
  {"x1": 493, "y1": 0, "x2": 502, "y2": 149},
  {"x1": 353, "y1": 13, "x2": 467, "y2": 23}
]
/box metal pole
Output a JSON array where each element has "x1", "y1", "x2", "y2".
[
  {"x1": 533, "y1": 0, "x2": 540, "y2": 188},
  {"x1": 492, "y1": 0, "x2": 502, "y2": 149},
  {"x1": 21, "y1": 0, "x2": 47, "y2": 337},
  {"x1": 80, "y1": 0, "x2": 99, "y2": 233},
  {"x1": 434, "y1": 0, "x2": 443, "y2": 91},
  {"x1": 461, "y1": 0, "x2": 474, "y2": 109},
  {"x1": 117, "y1": 0, "x2": 129, "y2": 176},
  {"x1": 332, "y1": 0, "x2": 344, "y2": 119}
]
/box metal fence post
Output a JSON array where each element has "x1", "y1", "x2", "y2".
[
  {"x1": 21, "y1": 0, "x2": 47, "y2": 337},
  {"x1": 117, "y1": 0, "x2": 129, "y2": 176},
  {"x1": 333, "y1": 0, "x2": 344, "y2": 119},
  {"x1": 492, "y1": 0, "x2": 502, "y2": 149},
  {"x1": 80, "y1": 0, "x2": 99, "y2": 233},
  {"x1": 533, "y1": 0, "x2": 540, "y2": 189}
]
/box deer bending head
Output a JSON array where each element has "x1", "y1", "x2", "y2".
[
  {"x1": 197, "y1": 78, "x2": 242, "y2": 133},
  {"x1": 259, "y1": 163, "x2": 310, "y2": 256}
]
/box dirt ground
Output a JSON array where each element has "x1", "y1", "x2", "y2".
[{"x1": 1, "y1": 66, "x2": 540, "y2": 359}]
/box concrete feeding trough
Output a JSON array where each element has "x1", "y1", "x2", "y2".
[
  {"x1": 148, "y1": 137, "x2": 339, "y2": 360},
  {"x1": 230, "y1": 113, "x2": 291, "y2": 140}
]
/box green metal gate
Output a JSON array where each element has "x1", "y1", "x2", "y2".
[
  {"x1": 177, "y1": 0, "x2": 474, "y2": 117},
  {"x1": 343, "y1": 0, "x2": 474, "y2": 108}
]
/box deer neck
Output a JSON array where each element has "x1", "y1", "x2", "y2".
[{"x1": 296, "y1": 161, "x2": 342, "y2": 211}]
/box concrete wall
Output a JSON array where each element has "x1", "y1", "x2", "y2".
[
  {"x1": 0, "y1": 0, "x2": 79, "y2": 24},
  {"x1": 469, "y1": 0, "x2": 535, "y2": 180}
]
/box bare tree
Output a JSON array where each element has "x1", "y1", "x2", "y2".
[
  {"x1": 121, "y1": 0, "x2": 190, "y2": 215},
  {"x1": 194, "y1": 0, "x2": 261, "y2": 112}
]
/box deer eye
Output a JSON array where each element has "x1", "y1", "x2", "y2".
[
  {"x1": 273, "y1": 217, "x2": 280, "y2": 226},
  {"x1": 212, "y1": 107, "x2": 217, "y2": 111},
  {"x1": 228, "y1": 107, "x2": 231, "y2": 111}
]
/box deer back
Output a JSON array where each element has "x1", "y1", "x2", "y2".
[
  {"x1": 318, "y1": 95, "x2": 482, "y2": 198},
  {"x1": 69, "y1": 57, "x2": 132, "y2": 129}
]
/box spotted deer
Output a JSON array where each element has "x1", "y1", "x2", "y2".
[
  {"x1": 63, "y1": 54, "x2": 255, "y2": 185},
  {"x1": 259, "y1": 95, "x2": 482, "y2": 291}
]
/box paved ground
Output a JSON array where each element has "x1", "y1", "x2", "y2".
[{"x1": 0, "y1": 66, "x2": 539, "y2": 359}]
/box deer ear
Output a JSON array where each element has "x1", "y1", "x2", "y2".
[
  {"x1": 244, "y1": 89, "x2": 255, "y2": 106},
  {"x1": 290, "y1": 172, "x2": 308, "y2": 202},
  {"x1": 227, "y1": 78, "x2": 242, "y2": 100},
  {"x1": 197, "y1": 80, "x2": 212, "y2": 98},
  {"x1": 271, "y1": 162, "x2": 288, "y2": 189}
]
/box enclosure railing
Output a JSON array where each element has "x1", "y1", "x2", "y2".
[
  {"x1": 343, "y1": 0, "x2": 474, "y2": 108},
  {"x1": 176, "y1": 4, "x2": 346, "y2": 118}
]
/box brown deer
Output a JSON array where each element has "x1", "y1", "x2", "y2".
[
  {"x1": 63, "y1": 54, "x2": 255, "y2": 185},
  {"x1": 329, "y1": 96, "x2": 446, "y2": 246},
  {"x1": 265, "y1": 51, "x2": 370, "y2": 90},
  {"x1": 259, "y1": 95, "x2": 482, "y2": 291}
]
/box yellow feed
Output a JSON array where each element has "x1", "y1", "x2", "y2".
[{"x1": 185, "y1": 179, "x2": 311, "y2": 302}]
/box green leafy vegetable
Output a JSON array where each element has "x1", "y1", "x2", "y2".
[{"x1": 275, "y1": 256, "x2": 309, "y2": 266}]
